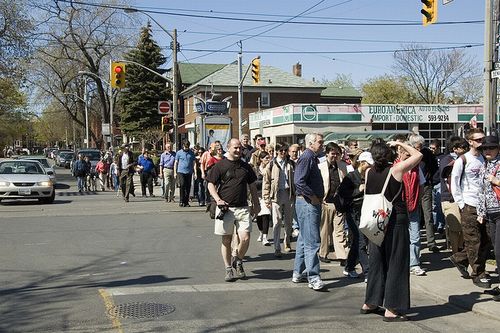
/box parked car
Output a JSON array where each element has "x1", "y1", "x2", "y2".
[
  {"x1": 71, "y1": 149, "x2": 101, "y2": 174},
  {"x1": 57, "y1": 151, "x2": 75, "y2": 168},
  {"x1": 22, "y1": 156, "x2": 57, "y2": 184},
  {"x1": 0, "y1": 160, "x2": 55, "y2": 204}
]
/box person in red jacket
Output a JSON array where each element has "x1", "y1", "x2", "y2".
[{"x1": 95, "y1": 158, "x2": 109, "y2": 192}]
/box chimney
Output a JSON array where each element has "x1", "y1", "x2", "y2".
[{"x1": 293, "y1": 62, "x2": 302, "y2": 77}]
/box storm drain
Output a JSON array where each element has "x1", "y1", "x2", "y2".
[{"x1": 108, "y1": 302, "x2": 175, "y2": 319}]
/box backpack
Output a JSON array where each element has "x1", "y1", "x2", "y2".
[{"x1": 441, "y1": 155, "x2": 466, "y2": 192}]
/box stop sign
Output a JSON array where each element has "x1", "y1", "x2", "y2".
[{"x1": 158, "y1": 101, "x2": 171, "y2": 115}]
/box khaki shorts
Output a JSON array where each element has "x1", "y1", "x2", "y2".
[{"x1": 214, "y1": 206, "x2": 252, "y2": 235}]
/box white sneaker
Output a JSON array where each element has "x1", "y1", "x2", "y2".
[
  {"x1": 291, "y1": 273, "x2": 307, "y2": 283},
  {"x1": 343, "y1": 270, "x2": 360, "y2": 278},
  {"x1": 410, "y1": 266, "x2": 426, "y2": 276},
  {"x1": 257, "y1": 233, "x2": 262, "y2": 242},
  {"x1": 308, "y1": 279, "x2": 325, "y2": 291},
  {"x1": 262, "y1": 235, "x2": 271, "y2": 246},
  {"x1": 292, "y1": 229, "x2": 300, "y2": 238}
]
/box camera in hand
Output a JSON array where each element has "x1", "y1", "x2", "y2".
[{"x1": 216, "y1": 205, "x2": 229, "y2": 220}]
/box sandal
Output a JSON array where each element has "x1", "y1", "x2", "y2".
[
  {"x1": 383, "y1": 314, "x2": 409, "y2": 322},
  {"x1": 360, "y1": 306, "x2": 383, "y2": 314}
]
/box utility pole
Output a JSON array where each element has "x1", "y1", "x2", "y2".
[
  {"x1": 84, "y1": 77, "x2": 89, "y2": 148},
  {"x1": 483, "y1": 0, "x2": 497, "y2": 133},
  {"x1": 172, "y1": 29, "x2": 179, "y2": 150},
  {"x1": 237, "y1": 41, "x2": 243, "y2": 138}
]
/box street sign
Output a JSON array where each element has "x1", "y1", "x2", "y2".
[
  {"x1": 101, "y1": 123, "x2": 110, "y2": 135},
  {"x1": 158, "y1": 101, "x2": 171, "y2": 115},
  {"x1": 491, "y1": 69, "x2": 500, "y2": 79},
  {"x1": 195, "y1": 101, "x2": 229, "y2": 114},
  {"x1": 495, "y1": 62, "x2": 500, "y2": 70}
]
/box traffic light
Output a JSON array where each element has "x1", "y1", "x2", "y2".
[
  {"x1": 161, "y1": 116, "x2": 171, "y2": 132},
  {"x1": 251, "y1": 58, "x2": 260, "y2": 84},
  {"x1": 110, "y1": 62, "x2": 126, "y2": 89},
  {"x1": 421, "y1": 0, "x2": 437, "y2": 26}
]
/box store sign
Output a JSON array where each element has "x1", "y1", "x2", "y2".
[{"x1": 362, "y1": 104, "x2": 458, "y2": 123}]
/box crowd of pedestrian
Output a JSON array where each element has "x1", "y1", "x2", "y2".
[
  {"x1": 65, "y1": 128, "x2": 499, "y2": 320},
  {"x1": 203, "y1": 130, "x2": 499, "y2": 322}
]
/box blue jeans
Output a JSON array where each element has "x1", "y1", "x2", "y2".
[
  {"x1": 293, "y1": 197, "x2": 322, "y2": 282},
  {"x1": 432, "y1": 183, "x2": 445, "y2": 230},
  {"x1": 195, "y1": 178, "x2": 205, "y2": 205},
  {"x1": 408, "y1": 209, "x2": 421, "y2": 267},
  {"x1": 77, "y1": 176, "x2": 85, "y2": 191}
]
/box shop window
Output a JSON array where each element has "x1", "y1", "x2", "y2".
[{"x1": 261, "y1": 92, "x2": 270, "y2": 107}]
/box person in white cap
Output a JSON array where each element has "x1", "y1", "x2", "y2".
[{"x1": 336, "y1": 151, "x2": 374, "y2": 281}]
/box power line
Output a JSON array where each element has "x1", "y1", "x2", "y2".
[
  {"x1": 182, "y1": 44, "x2": 483, "y2": 56},
  {"x1": 182, "y1": 30, "x2": 480, "y2": 47},
  {"x1": 56, "y1": 0, "x2": 483, "y2": 26}
]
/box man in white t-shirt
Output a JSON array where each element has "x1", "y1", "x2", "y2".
[{"x1": 449, "y1": 128, "x2": 492, "y2": 289}]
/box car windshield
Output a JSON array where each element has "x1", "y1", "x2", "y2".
[
  {"x1": 79, "y1": 151, "x2": 101, "y2": 160},
  {"x1": 0, "y1": 161, "x2": 44, "y2": 174},
  {"x1": 60, "y1": 153, "x2": 73, "y2": 159},
  {"x1": 27, "y1": 158, "x2": 50, "y2": 168}
]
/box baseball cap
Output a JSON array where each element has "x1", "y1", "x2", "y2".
[
  {"x1": 358, "y1": 151, "x2": 374, "y2": 165},
  {"x1": 479, "y1": 135, "x2": 499, "y2": 149}
]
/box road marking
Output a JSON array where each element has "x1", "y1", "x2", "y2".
[
  {"x1": 98, "y1": 288, "x2": 124, "y2": 333},
  {"x1": 106, "y1": 281, "x2": 310, "y2": 296}
]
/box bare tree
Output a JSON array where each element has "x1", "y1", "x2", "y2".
[
  {"x1": 28, "y1": 0, "x2": 135, "y2": 147},
  {"x1": 393, "y1": 44, "x2": 480, "y2": 103}
]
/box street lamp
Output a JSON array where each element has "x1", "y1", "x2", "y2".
[
  {"x1": 64, "y1": 84, "x2": 89, "y2": 148},
  {"x1": 77, "y1": 71, "x2": 114, "y2": 149},
  {"x1": 123, "y1": 7, "x2": 179, "y2": 150}
]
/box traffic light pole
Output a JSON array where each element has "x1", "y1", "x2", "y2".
[
  {"x1": 172, "y1": 29, "x2": 179, "y2": 151},
  {"x1": 484, "y1": 0, "x2": 494, "y2": 134},
  {"x1": 237, "y1": 43, "x2": 243, "y2": 139}
]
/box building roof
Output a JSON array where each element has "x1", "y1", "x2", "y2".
[
  {"x1": 177, "y1": 63, "x2": 227, "y2": 85},
  {"x1": 321, "y1": 86, "x2": 362, "y2": 98},
  {"x1": 181, "y1": 64, "x2": 324, "y2": 95}
]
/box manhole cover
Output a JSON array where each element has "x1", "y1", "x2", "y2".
[{"x1": 108, "y1": 302, "x2": 175, "y2": 319}]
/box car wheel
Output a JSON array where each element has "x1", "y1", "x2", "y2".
[{"x1": 40, "y1": 190, "x2": 55, "y2": 204}]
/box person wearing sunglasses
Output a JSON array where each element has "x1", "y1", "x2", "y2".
[
  {"x1": 449, "y1": 128, "x2": 492, "y2": 289},
  {"x1": 262, "y1": 142, "x2": 296, "y2": 257}
]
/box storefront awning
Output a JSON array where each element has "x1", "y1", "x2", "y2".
[{"x1": 324, "y1": 130, "x2": 412, "y2": 143}]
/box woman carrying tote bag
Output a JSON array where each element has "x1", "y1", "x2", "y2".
[{"x1": 360, "y1": 140, "x2": 422, "y2": 322}]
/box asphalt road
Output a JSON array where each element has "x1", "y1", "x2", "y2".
[{"x1": 0, "y1": 166, "x2": 499, "y2": 332}]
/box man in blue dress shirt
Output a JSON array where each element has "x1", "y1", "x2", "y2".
[{"x1": 292, "y1": 132, "x2": 325, "y2": 291}]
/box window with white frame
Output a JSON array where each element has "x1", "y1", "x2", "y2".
[{"x1": 261, "y1": 92, "x2": 270, "y2": 107}]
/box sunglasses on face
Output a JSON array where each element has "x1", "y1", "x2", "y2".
[{"x1": 471, "y1": 137, "x2": 485, "y2": 143}]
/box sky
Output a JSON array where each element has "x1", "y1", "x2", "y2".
[{"x1": 116, "y1": 1, "x2": 484, "y2": 87}]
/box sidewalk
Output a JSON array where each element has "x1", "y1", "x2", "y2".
[{"x1": 410, "y1": 239, "x2": 498, "y2": 321}]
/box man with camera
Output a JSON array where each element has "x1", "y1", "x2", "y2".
[{"x1": 207, "y1": 138, "x2": 261, "y2": 282}]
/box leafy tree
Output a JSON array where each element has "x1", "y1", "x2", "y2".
[
  {"x1": 32, "y1": 102, "x2": 72, "y2": 146},
  {"x1": 361, "y1": 75, "x2": 420, "y2": 104},
  {"x1": 320, "y1": 73, "x2": 354, "y2": 88},
  {"x1": 119, "y1": 22, "x2": 168, "y2": 135},
  {"x1": 393, "y1": 44, "x2": 480, "y2": 103}
]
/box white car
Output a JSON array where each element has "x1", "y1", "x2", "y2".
[
  {"x1": 0, "y1": 160, "x2": 55, "y2": 204},
  {"x1": 22, "y1": 156, "x2": 57, "y2": 184}
]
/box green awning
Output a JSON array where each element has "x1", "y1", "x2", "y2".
[{"x1": 323, "y1": 130, "x2": 412, "y2": 143}]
